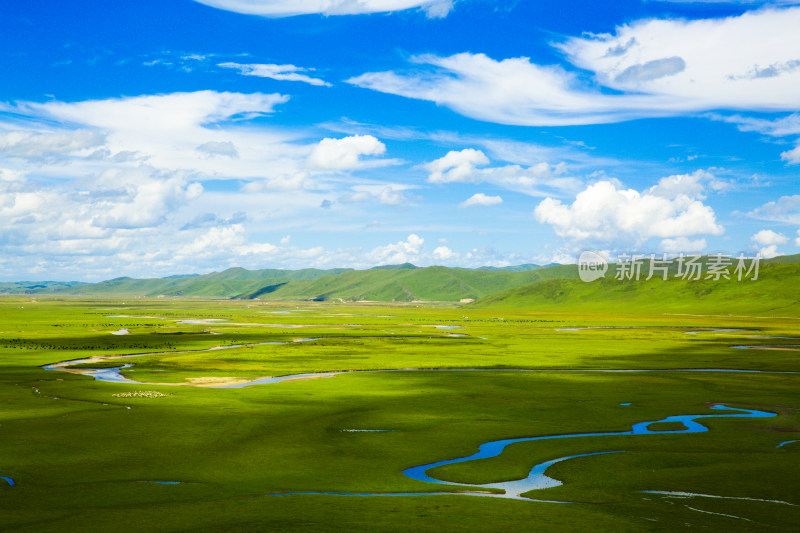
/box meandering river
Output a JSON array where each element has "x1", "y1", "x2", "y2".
[{"x1": 265, "y1": 405, "x2": 777, "y2": 502}]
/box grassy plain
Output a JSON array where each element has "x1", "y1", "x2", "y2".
[{"x1": 0, "y1": 297, "x2": 798, "y2": 531}]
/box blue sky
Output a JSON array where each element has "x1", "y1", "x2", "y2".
[{"x1": 1, "y1": 0, "x2": 799, "y2": 280}]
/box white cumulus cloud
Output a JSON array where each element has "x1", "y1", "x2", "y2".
[
  {"x1": 179, "y1": 225, "x2": 247, "y2": 259},
  {"x1": 433, "y1": 246, "x2": 455, "y2": 260},
  {"x1": 368, "y1": 234, "x2": 424, "y2": 265},
  {"x1": 91, "y1": 170, "x2": 204, "y2": 230},
  {"x1": 748, "y1": 194, "x2": 800, "y2": 224},
  {"x1": 307, "y1": 135, "x2": 388, "y2": 170},
  {"x1": 756, "y1": 244, "x2": 781, "y2": 259},
  {"x1": 752, "y1": 229, "x2": 789, "y2": 246},
  {"x1": 533, "y1": 180, "x2": 724, "y2": 246},
  {"x1": 424, "y1": 148, "x2": 578, "y2": 196},
  {"x1": 648, "y1": 170, "x2": 709, "y2": 199},
  {"x1": 781, "y1": 145, "x2": 800, "y2": 163},
  {"x1": 460, "y1": 193, "x2": 502, "y2": 208},
  {"x1": 647, "y1": 169, "x2": 734, "y2": 199},
  {"x1": 425, "y1": 148, "x2": 489, "y2": 183}
]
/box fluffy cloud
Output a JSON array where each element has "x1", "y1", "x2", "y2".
[
  {"x1": 2, "y1": 91, "x2": 313, "y2": 184},
  {"x1": 0, "y1": 92, "x2": 422, "y2": 279},
  {"x1": 754, "y1": 245, "x2": 781, "y2": 259},
  {"x1": 425, "y1": 148, "x2": 489, "y2": 183},
  {"x1": 193, "y1": 0, "x2": 454, "y2": 17},
  {"x1": 534, "y1": 180, "x2": 723, "y2": 246},
  {"x1": 460, "y1": 193, "x2": 502, "y2": 208},
  {"x1": 424, "y1": 148, "x2": 578, "y2": 196},
  {"x1": 747, "y1": 194, "x2": 800, "y2": 224},
  {"x1": 752, "y1": 229, "x2": 789, "y2": 246},
  {"x1": 432, "y1": 246, "x2": 455, "y2": 260},
  {"x1": 646, "y1": 169, "x2": 733, "y2": 199},
  {"x1": 92, "y1": 173, "x2": 203, "y2": 229},
  {"x1": 0, "y1": 166, "x2": 204, "y2": 235},
  {"x1": 219, "y1": 62, "x2": 331, "y2": 87},
  {"x1": 0, "y1": 186, "x2": 49, "y2": 219},
  {"x1": 796, "y1": 229, "x2": 800, "y2": 247},
  {"x1": 367, "y1": 234, "x2": 424, "y2": 265},
  {"x1": 349, "y1": 8, "x2": 800, "y2": 125},
  {"x1": 781, "y1": 145, "x2": 800, "y2": 163},
  {"x1": 178, "y1": 225, "x2": 247, "y2": 259},
  {"x1": 307, "y1": 135, "x2": 388, "y2": 170},
  {"x1": 4, "y1": 91, "x2": 401, "y2": 189},
  {"x1": 751, "y1": 229, "x2": 790, "y2": 258},
  {"x1": 647, "y1": 171, "x2": 707, "y2": 200}
]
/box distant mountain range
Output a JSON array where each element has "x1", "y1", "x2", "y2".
[
  {"x1": 0, "y1": 262, "x2": 568, "y2": 300},
  {"x1": 0, "y1": 280, "x2": 89, "y2": 294},
  {"x1": 3, "y1": 255, "x2": 799, "y2": 315}
]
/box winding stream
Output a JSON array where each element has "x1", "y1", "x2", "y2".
[
  {"x1": 44, "y1": 361, "x2": 800, "y2": 388},
  {"x1": 557, "y1": 327, "x2": 757, "y2": 333},
  {"x1": 732, "y1": 345, "x2": 800, "y2": 350},
  {"x1": 266, "y1": 405, "x2": 776, "y2": 502},
  {"x1": 402, "y1": 405, "x2": 775, "y2": 497},
  {"x1": 42, "y1": 338, "x2": 322, "y2": 385}
]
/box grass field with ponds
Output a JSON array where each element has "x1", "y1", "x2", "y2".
[{"x1": 1, "y1": 297, "x2": 798, "y2": 531}]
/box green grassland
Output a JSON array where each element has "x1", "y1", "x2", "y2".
[
  {"x1": 0, "y1": 296, "x2": 798, "y2": 531},
  {"x1": 473, "y1": 260, "x2": 800, "y2": 316}
]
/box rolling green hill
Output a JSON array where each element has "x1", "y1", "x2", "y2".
[
  {"x1": 10, "y1": 264, "x2": 581, "y2": 301},
  {"x1": 54, "y1": 267, "x2": 352, "y2": 298},
  {"x1": 7, "y1": 253, "x2": 799, "y2": 306},
  {"x1": 471, "y1": 257, "x2": 800, "y2": 316},
  {"x1": 0, "y1": 280, "x2": 88, "y2": 294},
  {"x1": 236, "y1": 265, "x2": 580, "y2": 301}
]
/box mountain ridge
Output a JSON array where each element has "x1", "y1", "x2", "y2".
[{"x1": 3, "y1": 254, "x2": 797, "y2": 304}]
